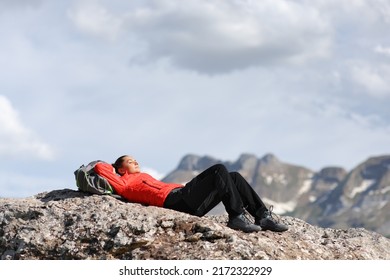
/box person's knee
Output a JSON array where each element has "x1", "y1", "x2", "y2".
[
  {"x1": 213, "y1": 163, "x2": 228, "y2": 174},
  {"x1": 229, "y1": 171, "x2": 242, "y2": 182}
]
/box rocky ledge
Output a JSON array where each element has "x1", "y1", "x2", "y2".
[{"x1": 1, "y1": 189, "x2": 389, "y2": 260}]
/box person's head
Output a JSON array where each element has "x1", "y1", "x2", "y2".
[{"x1": 112, "y1": 155, "x2": 140, "y2": 175}]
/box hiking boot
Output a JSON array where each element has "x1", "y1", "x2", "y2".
[
  {"x1": 227, "y1": 213, "x2": 262, "y2": 233},
  {"x1": 255, "y1": 206, "x2": 288, "y2": 232}
]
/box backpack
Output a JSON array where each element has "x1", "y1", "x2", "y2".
[{"x1": 74, "y1": 160, "x2": 114, "y2": 195}]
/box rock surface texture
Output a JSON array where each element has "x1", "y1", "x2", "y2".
[{"x1": 1, "y1": 189, "x2": 389, "y2": 260}]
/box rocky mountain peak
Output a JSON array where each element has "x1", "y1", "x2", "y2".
[
  {"x1": 177, "y1": 154, "x2": 201, "y2": 170},
  {"x1": 360, "y1": 155, "x2": 390, "y2": 180},
  {"x1": 230, "y1": 153, "x2": 258, "y2": 171},
  {"x1": 177, "y1": 154, "x2": 220, "y2": 171},
  {"x1": 317, "y1": 167, "x2": 347, "y2": 184},
  {"x1": 260, "y1": 153, "x2": 280, "y2": 165},
  {"x1": 237, "y1": 153, "x2": 258, "y2": 162}
]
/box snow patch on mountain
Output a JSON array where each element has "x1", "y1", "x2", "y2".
[{"x1": 349, "y1": 179, "x2": 376, "y2": 198}]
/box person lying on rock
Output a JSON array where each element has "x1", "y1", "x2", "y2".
[{"x1": 95, "y1": 155, "x2": 288, "y2": 233}]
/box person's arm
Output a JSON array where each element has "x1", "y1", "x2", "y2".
[{"x1": 94, "y1": 162, "x2": 127, "y2": 193}]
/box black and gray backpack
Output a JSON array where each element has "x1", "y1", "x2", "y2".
[{"x1": 74, "y1": 160, "x2": 114, "y2": 195}]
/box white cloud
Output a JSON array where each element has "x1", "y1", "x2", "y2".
[
  {"x1": 375, "y1": 45, "x2": 390, "y2": 56},
  {"x1": 67, "y1": 1, "x2": 123, "y2": 41},
  {"x1": 351, "y1": 64, "x2": 390, "y2": 98},
  {"x1": 0, "y1": 95, "x2": 55, "y2": 160},
  {"x1": 68, "y1": 0, "x2": 332, "y2": 73}
]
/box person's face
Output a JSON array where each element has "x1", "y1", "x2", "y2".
[{"x1": 118, "y1": 156, "x2": 140, "y2": 175}]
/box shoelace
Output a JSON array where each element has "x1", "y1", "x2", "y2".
[
  {"x1": 242, "y1": 206, "x2": 255, "y2": 224},
  {"x1": 267, "y1": 205, "x2": 281, "y2": 223},
  {"x1": 242, "y1": 205, "x2": 281, "y2": 224}
]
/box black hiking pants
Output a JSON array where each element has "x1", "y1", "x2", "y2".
[{"x1": 163, "y1": 164, "x2": 268, "y2": 219}]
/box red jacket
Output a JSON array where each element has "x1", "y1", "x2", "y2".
[{"x1": 94, "y1": 162, "x2": 183, "y2": 207}]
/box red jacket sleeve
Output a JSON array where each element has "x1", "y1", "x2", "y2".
[{"x1": 94, "y1": 162, "x2": 127, "y2": 194}]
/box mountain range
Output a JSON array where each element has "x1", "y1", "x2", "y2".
[{"x1": 162, "y1": 153, "x2": 390, "y2": 237}]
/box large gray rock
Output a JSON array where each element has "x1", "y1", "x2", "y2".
[{"x1": 1, "y1": 189, "x2": 389, "y2": 260}]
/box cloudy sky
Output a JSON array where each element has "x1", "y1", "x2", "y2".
[{"x1": 1, "y1": 0, "x2": 390, "y2": 198}]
